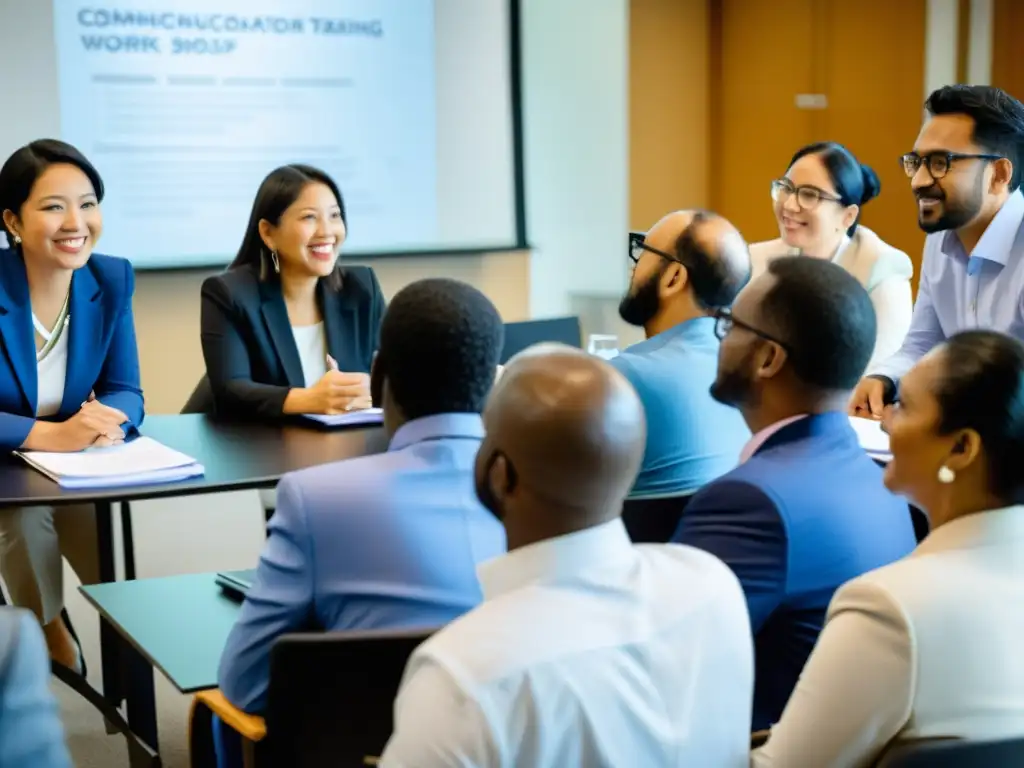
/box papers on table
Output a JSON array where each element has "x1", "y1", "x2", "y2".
[
  {"x1": 302, "y1": 407, "x2": 384, "y2": 428},
  {"x1": 15, "y1": 436, "x2": 204, "y2": 489},
  {"x1": 849, "y1": 416, "x2": 892, "y2": 463}
]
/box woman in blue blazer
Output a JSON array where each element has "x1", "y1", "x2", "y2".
[
  {"x1": 200, "y1": 164, "x2": 385, "y2": 420},
  {"x1": 0, "y1": 139, "x2": 144, "y2": 670}
]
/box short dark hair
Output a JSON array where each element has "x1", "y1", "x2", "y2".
[
  {"x1": 934, "y1": 330, "x2": 1024, "y2": 503},
  {"x1": 762, "y1": 256, "x2": 876, "y2": 391},
  {"x1": 229, "y1": 164, "x2": 347, "y2": 289},
  {"x1": 788, "y1": 141, "x2": 881, "y2": 236},
  {"x1": 925, "y1": 84, "x2": 1024, "y2": 191},
  {"x1": 672, "y1": 210, "x2": 750, "y2": 310},
  {"x1": 0, "y1": 139, "x2": 104, "y2": 251},
  {"x1": 375, "y1": 278, "x2": 504, "y2": 420}
]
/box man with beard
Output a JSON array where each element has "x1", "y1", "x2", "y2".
[
  {"x1": 381, "y1": 346, "x2": 755, "y2": 767},
  {"x1": 850, "y1": 84, "x2": 1024, "y2": 417},
  {"x1": 672, "y1": 256, "x2": 916, "y2": 731},
  {"x1": 612, "y1": 210, "x2": 750, "y2": 537}
]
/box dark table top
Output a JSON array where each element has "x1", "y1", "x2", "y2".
[
  {"x1": 81, "y1": 572, "x2": 239, "y2": 693},
  {"x1": 0, "y1": 414, "x2": 388, "y2": 508}
]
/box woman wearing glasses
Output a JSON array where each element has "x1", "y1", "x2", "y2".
[{"x1": 749, "y1": 142, "x2": 913, "y2": 367}]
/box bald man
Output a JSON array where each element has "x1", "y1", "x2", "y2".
[
  {"x1": 381, "y1": 346, "x2": 754, "y2": 768},
  {"x1": 615, "y1": 211, "x2": 752, "y2": 540}
]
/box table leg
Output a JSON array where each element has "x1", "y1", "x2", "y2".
[
  {"x1": 96, "y1": 502, "x2": 123, "y2": 710},
  {"x1": 120, "y1": 631, "x2": 159, "y2": 754}
]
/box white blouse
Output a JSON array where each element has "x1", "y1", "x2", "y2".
[
  {"x1": 34, "y1": 312, "x2": 69, "y2": 418},
  {"x1": 291, "y1": 322, "x2": 327, "y2": 387}
]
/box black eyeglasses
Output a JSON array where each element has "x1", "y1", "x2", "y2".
[
  {"x1": 900, "y1": 151, "x2": 1004, "y2": 180},
  {"x1": 712, "y1": 308, "x2": 790, "y2": 350},
  {"x1": 629, "y1": 231, "x2": 682, "y2": 266},
  {"x1": 770, "y1": 179, "x2": 843, "y2": 211}
]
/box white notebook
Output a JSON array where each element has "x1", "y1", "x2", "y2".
[
  {"x1": 15, "y1": 436, "x2": 205, "y2": 489},
  {"x1": 849, "y1": 416, "x2": 892, "y2": 462},
  {"x1": 302, "y1": 407, "x2": 384, "y2": 427}
]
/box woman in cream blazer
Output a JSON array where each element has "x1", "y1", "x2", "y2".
[
  {"x1": 754, "y1": 330, "x2": 1024, "y2": 767},
  {"x1": 750, "y1": 142, "x2": 913, "y2": 368}
]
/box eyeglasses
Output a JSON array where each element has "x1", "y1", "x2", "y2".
[
  {"x1": 899, "y1": 151, "x2": 1004, "y2": 180},
  {"x1": 629, "y1": 230, "x2": 681, "y2": 266},
  {"x1": 770, "y1": 179, "x2": 843, "y2": 211},
  {"x1": 712, "y1": 308, "x2": 790, "y2": 350}
]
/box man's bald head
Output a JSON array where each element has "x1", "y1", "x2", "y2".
[
  {"x1": 474, "y1": 344, "x2": 646, "y2": 543},
  {"x1": 620, "y1": 210, "x2": 751, "y2": 330}
]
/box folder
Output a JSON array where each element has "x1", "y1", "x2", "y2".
[
  {"x1": 848, "y1": 416, "x2": 892, "y2": 463},
  {"x1": 15, "y1": 436, "x2": 205, "y2": 489},
  {"x1": 302, "y1": 407, "x2": 384, "y2": 428}
]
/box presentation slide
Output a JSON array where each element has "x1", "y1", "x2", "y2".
[{"x1": 0, "y1": 1, "x2": 519, "y2": 268}]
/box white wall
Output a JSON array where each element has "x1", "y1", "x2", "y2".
[{"x1": 520, "y1": 0, "x2": 630, "y2": 317}]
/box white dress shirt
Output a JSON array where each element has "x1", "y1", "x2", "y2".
[
  {"x1": 381, "y1": 517, "x2": 754, "y2": 768},
  {"x1": 753, "y1": 505, "x2": 1024, "y2": 768},
  {"x1": 34, "y1": 313, "x2": 69, "y2": 418},
  {"x1": 290, "y1": 322, "x2": 327, "y2": 387}
]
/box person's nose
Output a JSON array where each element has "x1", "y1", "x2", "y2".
[
  {"x1": 782, "y1": 193, "x2": 802, "y2": 214},
  {"x1": 910, "y1": 163, "x2": 934, "y2": 193},
  {"x1": 61, "y1": 207, "x2": 84, "y2": 232}
]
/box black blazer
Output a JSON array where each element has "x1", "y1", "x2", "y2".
[{"x1": 200, "y1": 264, "x2": 386, "y2": 418}]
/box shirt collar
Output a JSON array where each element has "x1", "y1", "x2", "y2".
[
  {"x1": 388, "y1": 412, "x2": 485, "y2": 452},
  {"x1": 477, "y1": 517, "x2": 634, "y2": 600},
  {"x1": 914, "y1": 504, "x2": 1024, "y2": 557},
  {"x1": 629, "y1": 316, "x2": 717, "y2": 352},
  {"x1": 940, "y1": 189, "x2": 1024, "y2": 267},
  {"x1": 739, "y1": 414, "x2": 808, "y2": 463}
]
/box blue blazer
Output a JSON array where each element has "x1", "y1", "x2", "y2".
[
  {"x1": 200, "y1": 264, "x2": 386, "y2": 419},
  {"x1": 672, "y1": 412, "x2": 915, "y2": 730},
  {"x1": 0, "y1": 250, "x2": 144, "y2": 452},
  {"x1": 218, "y1": 413, "x2": 507, "y2": 713}
]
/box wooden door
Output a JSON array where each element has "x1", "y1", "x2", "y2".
[{"x1": 711, "y1": 0, "x2": 928, "y2": 281}]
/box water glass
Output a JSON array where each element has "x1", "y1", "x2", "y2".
[{"x1": 587, "y1": 334, "x2": 620, "y2": 360}]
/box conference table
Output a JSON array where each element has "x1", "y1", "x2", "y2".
[{"x1": 0, "y1": 414, "x2": 388, "y2": 767}]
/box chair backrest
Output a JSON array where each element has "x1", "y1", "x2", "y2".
[
  {"x1": 181, "y1": 375, "x2": 214, "y2": 415},
  {"x1": 501, "y1": 316, "x2": 582, "y2": 363},
  {"x1": 265, "y1": 627, "x2": 437, "y2": 767},
  {"x1": 621, "y1": 494, "x2": 694, "y2": 543},
  {"x1": 877, "y1": 736, "x2": 1024, "y2": 767}
]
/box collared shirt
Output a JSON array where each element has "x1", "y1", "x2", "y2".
[
  {"x1": 218, "y1": 412, "x2": 506, "y2": 713},
  {"x1": 872, "y1": 189, "x2": 1024, "y2": 381},
  {"x1": 739, "y1": 415, "x2": 808, "y2": 463},
  {"x1": 380, "y1": 518, "x2": 754, "y2": 767},
  {"x1": 609, "y1": 317, "x2": 749, "y2": 498}
]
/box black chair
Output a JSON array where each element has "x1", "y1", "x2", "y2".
[
  {"x1": 265, "y1": 627, "x2": 435, "y2": 767},
  {"x1": 181, "y1": 375, "x2": 276, "y2": 522},
  {"x1": 877, "y1": 736, "x2": 1024, "y2": 767},
  {"x1": 501, "y1": 316, "x2": 582, "y2": 363},
  {"x1": 621, "y1": 495, "x2": 694, "y2": 543}
]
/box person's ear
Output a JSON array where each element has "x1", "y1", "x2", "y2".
[
  {"x1": 2, "y1": 209, "x2": 20, "y2": 241},
  {"x1": 660, "y1": 262, "x2": 688, "y2": 297},
  {"x1": 755, "y1": 341, "x2": 788, "y2": 381},
  {"x1": 991, "y1": 157, "x2": 1014, "y2": 192},
  {"x1": 257, "y1": 219, "x2": 276, "y2": 252},
  {"x1": 840, "y1": 204, "x2": 859, "y2": 234},
  {"x1": 943, "y1": 429, "x2": 982, "y2": 475}
]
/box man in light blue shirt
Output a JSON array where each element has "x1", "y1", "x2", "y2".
[
  {"x1": 217, "y1": 278, "x2": 508, "y2": 715},
  {"x1": 614, "y1": 210, "x2": 751, "y2": 501},
  {"x1": 851, "y1": 85, "x2": 1024, "y2": 415}
]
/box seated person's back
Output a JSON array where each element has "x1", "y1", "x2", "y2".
[
  {"x1": 614, "y1": 211, "x2": 752, "y2": 498},
  {"x1": 675, "y1": 256, "x2": 916, "y2": 730},
  {"x1": 382, "y1": 346, "x2": 754, "y2": 767},
  {"x1": 218, "y1": 278, "x2": 508, "y2": 713}
]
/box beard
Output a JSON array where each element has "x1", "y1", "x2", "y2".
[
  {"x1": 618, "y1": 269, "x2": 662, "y2": 327},
  {"x1": 916, "y1": 173, "x2": 985, "y2": 233},
  {"x1": 710, "y1": 349, "x2": 759, "y2": 410}
]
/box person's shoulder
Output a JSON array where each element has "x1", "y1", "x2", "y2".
[
  {"x1": 201, "y1": 265, "x2": 261, "y2": 303},
  {"x1": 86, "y1": 252, "x2": 134, "y2": 292},
  {"x1": 337, "y1": 265, "x2": 381, "y2": 301},
  {"x1": 856, "y1": 228, "x2": 914, "y2": 285}
]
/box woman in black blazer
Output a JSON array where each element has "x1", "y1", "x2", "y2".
[{"x1": 201, "y1": 164, "x2": 385, "y2": 418}]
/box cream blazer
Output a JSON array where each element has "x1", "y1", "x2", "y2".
[
  {"x1": 748, "y1": 227, "x2": 914, "y2": 369},
  {"x1": 753, "y1": 506, "x2": 1024, "y2": 767}
]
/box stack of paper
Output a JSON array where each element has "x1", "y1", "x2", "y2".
[
  {"x1": 302, "y1": 407, "x2": 384, "y2": 427},
  {"x1": 16, "y1": 436, "x2": 205, "y2": 489},
  {"x1": 848, "y1": 416, "x2": 892, "y2": 463}
]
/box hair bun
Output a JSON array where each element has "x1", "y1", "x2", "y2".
[{"x1": 860, "y1": 163, "x2": 881, "y2": 205}]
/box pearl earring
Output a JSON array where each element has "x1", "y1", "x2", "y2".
[
  {"x1": 13, "y1": 235, "x2": 21, "y2": 244},
  {"x1": 938, "y1": 465, "x2": 956, "y2": 484},
  {"x1": 271, "y1": 250, "x2": 280, "y2": 274}
]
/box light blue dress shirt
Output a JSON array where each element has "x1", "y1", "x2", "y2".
[
  {"x1": 872, "y1": 190, "x2": 1024, "y2": 382},
  {"x1": 609, "y1": 317, "x2": 749, "y2": 498},
  {"x1": 217, "y1": 412, "x2": 507, "y2": 714}
]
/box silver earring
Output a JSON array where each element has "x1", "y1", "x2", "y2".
[
  {"x1": 271, "y1": 250, "x2": 280, "y2": 274},
  {"x1": 12, "y1": 234, "x2": 20, "y2": 244},
  {"x1": 938, "y1": 465, "x2": 956, "y2": 484}
]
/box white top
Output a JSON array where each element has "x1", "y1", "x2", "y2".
[
  {"x1": 34, "y1": 312, "x2": 69, "y2": 418},
  {"x1": 290, "y1": 322, "x2": 327, "y2": 387},
  {"x1": 380, "y1": 518, "x2": 754, "y2": 768},
  {"x1": 753, "y1": 505, "x2": 1024, "y2": 767}
]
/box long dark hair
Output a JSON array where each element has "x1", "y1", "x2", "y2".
[
  {"x1": 787, "y1": 141, "x2": 880, "y2": 237},
  {"x1": 0, "y1": 139, "x2": 104, "y2": 252},
  {"x1": 230, "y1": 164, "x2": 347, "y2": 289}
]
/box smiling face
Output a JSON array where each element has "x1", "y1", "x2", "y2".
[
  {"x1": 774, "y1": 153, "x2": 857, "y2": 255},
  {"x1": 2, "y1": 163, "x2": 102, "y2": 271},
  {"x1": 259, "y1": 181, "x2": 346, "y2": 279}
]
